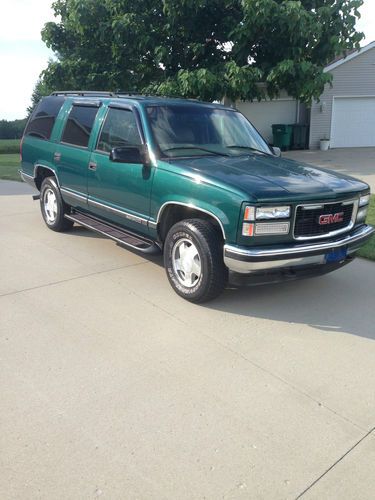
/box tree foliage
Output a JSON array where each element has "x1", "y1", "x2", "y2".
[
  {"x1": 0, "y1": 119, "x2": 27, "y2": 139},
  {"x1": 40, "y1": 0, "x2": 364, "y2": 103},
  {"x1": 27, "y1": 78, "x2": 52, "y2": 116}
]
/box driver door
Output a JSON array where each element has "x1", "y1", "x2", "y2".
[{"x1": 87, "y1": 106, "x2": 154, "y2": 234}]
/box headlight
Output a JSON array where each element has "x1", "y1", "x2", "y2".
[
  {"x1": 256, "y1": 206, "x2": 291, "y2": 219},
  {"x1": 359, "y1": 194, "x2": 370, "y2": 207}
]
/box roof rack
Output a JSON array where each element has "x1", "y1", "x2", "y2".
[{"x1": 51, "y1": 91, "x2": 116, "y2": 97}]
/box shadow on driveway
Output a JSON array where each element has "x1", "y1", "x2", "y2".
[{"x1": 205, "y1": 260, "x2": 375, "y2": 341}]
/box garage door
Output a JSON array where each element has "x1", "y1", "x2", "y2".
[
  {"x1": 236, "y1": 99, "x2": 297, "y2": 143},
  {"x1": 331, "y1": 97, "x2": 375, "y2": 148}
]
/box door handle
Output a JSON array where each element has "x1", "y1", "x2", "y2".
[
  {"x1": 88, "y1": 162, "x2": 97, "y2": 171},
  {"x1": 54, "y1": 152, "x2": 61, "y2": 162}
]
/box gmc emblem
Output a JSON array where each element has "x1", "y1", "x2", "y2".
[{"x1": 319, "y1": 212, "x2": 344, "y2": 225}]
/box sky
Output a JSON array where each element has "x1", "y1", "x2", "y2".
[{"x1": 0, "y1": 0, "x2": 375, "y2": 120}]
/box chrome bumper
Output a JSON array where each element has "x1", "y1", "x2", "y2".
[{"x1": 224, "y1": 225, "x2": 375, "y2": 274}]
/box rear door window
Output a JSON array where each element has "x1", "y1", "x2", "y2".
[
  {"x1": 61, "y1": 105, "x2": 99, "y2": 148},
  {"x1": 24, "y1": 96, "x2": 65, "y2": 140}
]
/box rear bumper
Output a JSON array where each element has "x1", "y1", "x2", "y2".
[{"x1": 224, "y1": 224, "x2": 374, "y2": 274}]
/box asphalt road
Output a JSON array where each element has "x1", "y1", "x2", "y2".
[{"x1": 1, "y1": 188, "x2": 375, "y2": 499}]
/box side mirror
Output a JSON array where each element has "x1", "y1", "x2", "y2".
[
  {"x1": 110, "y1": 145, "x2": 151, "y2": 166},
  {"x1": 271, "y1": 146, "x2": 281, "y2": 157}
]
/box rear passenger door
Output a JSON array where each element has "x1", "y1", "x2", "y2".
[
  {"x1": 57, "y1": 102, "x2": 100, "y2": 207},
  {"x1": 87, "y1": 106, "x2": 155, "y2": 234}
]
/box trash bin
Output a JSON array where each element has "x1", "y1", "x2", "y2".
[
  {"x1": 272, "y1": 124, "x2": 293, "y2": 151},
  {"x1": 291, "y1": 124, "x2": 308, "y2": 150}
]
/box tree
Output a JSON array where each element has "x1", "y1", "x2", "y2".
[
  {"x1": 27, "y1": 78, "x2": 52, "y2": 116},
  {"x1": 40, "y1": 0, "x2": 364, "y2": 103}
]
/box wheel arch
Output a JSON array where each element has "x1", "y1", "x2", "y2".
[
  {"x1": 156, "y1": 202, "x2": 226, "y2": 243},
  {"x1": 34, "y1": 164, "x2": 60, "y2": 191}
]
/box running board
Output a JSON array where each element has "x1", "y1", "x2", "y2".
[{"x1": 65, "y1": 212, "x2": 160, "y2": 254}]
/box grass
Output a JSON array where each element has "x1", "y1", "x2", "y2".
[
  {"x1": 0, "y1": 139, "x2": 21, "y2": 154},
  {"x1": 357, "y1": 194, "x2": 375, "y2": 261},
  {"x1": 0, "y1": 153, "x2": 21, "y2": 181}
]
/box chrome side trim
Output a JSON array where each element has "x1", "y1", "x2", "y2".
[
  {"x1": 19, "y1": 170, "x2": 36, "y2": 187},
  {"x1": 148, "y1": 220, "x2": 158, "y2": 229},
  {"x1": 60, "y1": 188, "x2": 87, "y2": 202},
  {"x1": 293, "y1": 198, "x2": 359, "y2": 241},
  {"x1": 88, "y1": 198, "x2": 148, "y2": 226},
  {"x1": 156, "y1": 201, "x2": 226, "y2": 239}
]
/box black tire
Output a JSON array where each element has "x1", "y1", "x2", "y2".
[
  {"x1": 40, "y1": 177, "x2": 73, "y2": 232},
  {"x1": 164, "y1": 219, "x2": 228, "y2": 303}
]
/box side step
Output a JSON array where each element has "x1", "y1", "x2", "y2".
[{"x1": 65, "y1": 212, "x2": 160, "y2": 254}]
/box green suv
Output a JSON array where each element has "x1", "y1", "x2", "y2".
[{"x1": 20, "y1": 91, "x2": 373, "y2": 302}]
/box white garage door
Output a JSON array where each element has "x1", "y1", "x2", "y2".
[
  {"x1": 331, "y1": 97, "x2": 375, "y2": 148},
  {"x1": 236, "y1": 99, "x2": 297, "y2": 143}
]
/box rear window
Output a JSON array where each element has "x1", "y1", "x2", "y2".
[
  {"x1": 61, "y1": 105, "x2": 99, "y2": 148},
  {"x1": 24, "y1": 96, "x2": 65, "y2": 140}
]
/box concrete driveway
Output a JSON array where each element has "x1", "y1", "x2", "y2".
[
  {"x1": 1, "y1": 186, "x2": 375, "y2": 499},
  {"x1": 284, "y1": 147, "x2": 375, "y2": 192}
]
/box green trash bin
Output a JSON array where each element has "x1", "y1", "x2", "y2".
[
  {"x1": 272, "y1": 124, "x2": 293, "y2": 151},
  {"x1": 291, "y1": 124, "x2": 308, "y2": 150}
]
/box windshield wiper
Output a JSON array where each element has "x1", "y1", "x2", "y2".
[
  {"x1": 226, "y1": 145, "x2": 272, "y2": 156},
  {"x1": 162, "y1": 146, "x2": 230, "y2": 157}
]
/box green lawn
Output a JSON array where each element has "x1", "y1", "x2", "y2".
[
  {"x1": 357, "y1": 194, "x2": 375, "y2": 261},
  {"x1": 0, "y1": 139, "x2": 20, "y2": 154},
  {"x1": 0, "y1": 154, "x2": 21, "y2": 181}
]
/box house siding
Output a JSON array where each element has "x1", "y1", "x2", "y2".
[{"x1": 309, "y1": 47, "x2": 375, "y2": 149}]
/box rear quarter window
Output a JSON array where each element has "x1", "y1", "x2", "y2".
[{"x1": 24, "y1": 96, "x2": 65, "y2": 140}]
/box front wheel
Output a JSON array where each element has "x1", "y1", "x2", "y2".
[
  {"x1": 164, "y1": 219, "x2": 228, "y2": 303},
  {"x1": 40, "y1": 177, "x2": 73, "y2": 232}
]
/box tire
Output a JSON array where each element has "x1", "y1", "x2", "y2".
[
  {"x1": 40, "y1": 177, "x2": 73, "y2": 232},
  {"x1": 164, "y1": 219, "x2": 228, "y2": 303}
]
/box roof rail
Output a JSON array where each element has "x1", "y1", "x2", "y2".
[
  {"x1": 51, "y1": 91, "x2": 116, "y2": 97},
  {"x1": 116, "y1": 90, "x2": 145, "y2": 96}
]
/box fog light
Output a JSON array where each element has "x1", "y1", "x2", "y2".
[{"x1": 254, "y1": 222, "x2": 290, "y2": 235}]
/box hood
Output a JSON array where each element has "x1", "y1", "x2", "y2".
[{"x1": 169, "y1": 153, "x2": 369, "y2": 202}]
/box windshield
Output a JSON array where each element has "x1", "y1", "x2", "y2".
[{"x1": 145, "y1": 105, "x2": 272, "y2": 158}]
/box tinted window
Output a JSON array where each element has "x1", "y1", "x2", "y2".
[
  {"x1": 24, "y1": 96, "x2": 65, "y2": 140},
  {"x1": 146, "y1": 105, "x2": 270, "y2": 158},
  {"x1": 97, "y1": 108, "x2": 141, "y2": 153},
  {"x1": 62, "y1": 105, "x2": 99, "y2": 147}
]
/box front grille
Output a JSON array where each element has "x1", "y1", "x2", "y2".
[{"x1": 294, "y1": 201, "x2": 354, "y2": 238}]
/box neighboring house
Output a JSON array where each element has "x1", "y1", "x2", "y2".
[{"x1": 236, "y1": 41, "x2": 375, "y2": 149}]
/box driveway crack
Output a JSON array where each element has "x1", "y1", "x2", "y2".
[{"x1": 295, "y1": 426, "x2": 375, "y2": 498}]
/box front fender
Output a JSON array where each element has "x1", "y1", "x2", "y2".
[{"x1": 150, "y1": 166, "x2": 245, "y2": 243}]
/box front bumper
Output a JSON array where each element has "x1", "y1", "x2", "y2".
[{"x1": 224, "y1": 224, "x2": 374, "y2": 274}]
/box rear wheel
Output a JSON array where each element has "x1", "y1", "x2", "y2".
[
  {"x1": 40, "y1": 177, "x2": 73, "y2": 232},
  {"x1": 164, "y1": 219, "x2": 227, "y2": 303}
]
